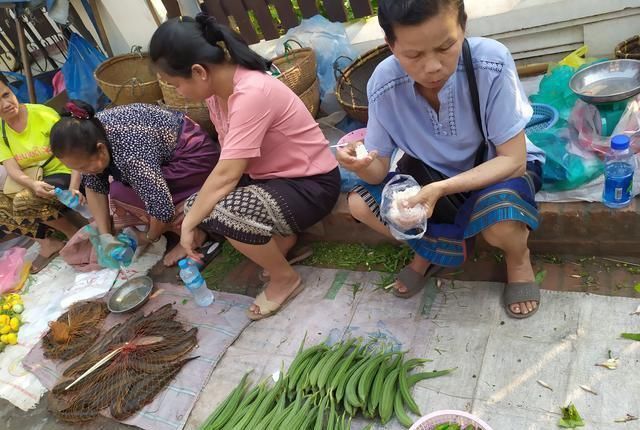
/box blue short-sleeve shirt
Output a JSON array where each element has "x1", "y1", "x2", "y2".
[{"x1": 365, "y1": 37, "x2": 545, "y2": 178}]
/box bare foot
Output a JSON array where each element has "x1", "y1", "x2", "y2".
[
  {"x1": 508, "y1": 298, "x2": 538, "y2": 316},
  {"x1": 249, "y1": 271, "x2": 301, "y2": 317},
  {"x1": 163, "y1": 243, "x2": 188, "y2": 267},
  {"x1": 164, "y1": 228, "x2": 208, "y2": 267}
]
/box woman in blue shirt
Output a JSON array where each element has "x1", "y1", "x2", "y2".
[{"x1": 338, "y1": 0, "x2": 545, "y2": 319}]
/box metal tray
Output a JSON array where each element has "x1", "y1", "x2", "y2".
[
  {"x1": 107, "y1": 276, "x2": 153, "y2": 313},
  {"x1": 569, "y1": 59, "x2": 640, "y2": 104}
]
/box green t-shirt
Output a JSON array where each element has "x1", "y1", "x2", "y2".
[{"x1": 0, "y1": 104, "x2": 70, "y2": 176}]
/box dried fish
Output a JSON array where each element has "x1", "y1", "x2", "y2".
[
  {"x1": 537, "y1": 380, "x2": 553, "y2": 391},
  {"x1": 42, "y1": 301, "x2": 108, "y2": 360},
  {"x1": 49, "y1": 304, "x2": 197, "y2": 423}
]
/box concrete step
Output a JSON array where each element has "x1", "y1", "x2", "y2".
[{"x1": 303, "y1": 194, "x2": 640, "y2": 257}]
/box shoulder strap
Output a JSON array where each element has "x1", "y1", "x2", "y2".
[
  {"x1": 1, "y1": 120, "x2": 8, "y2": 149},
  {"x1": 462, "y1": 39, "x2": 489, "y2": 167}
]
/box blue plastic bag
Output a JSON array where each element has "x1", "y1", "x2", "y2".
[
  {"x1": 3, "y1": 71, "x2": 53, "y2": 103},
  {"x1": 278, "y1": 15, "x2": 356, "y2": 100},
  {"x1": 62, "y1": 33, "x2": 107, "y2": 108}
]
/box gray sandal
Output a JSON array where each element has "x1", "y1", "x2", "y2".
[
  {"x1": 393, "y1": 265, "x2": 443, "y2": 299},
  {"x1": 503, "y1": 282, "x2": 541, "y2": 319}
]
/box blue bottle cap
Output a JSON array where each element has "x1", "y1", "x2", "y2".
[
  {"x1": 611, "y1": 135, "x2": 630, "y2": 150},
  {"x1": 178, "y1": 258, "x2": 189, "y2": 269}
]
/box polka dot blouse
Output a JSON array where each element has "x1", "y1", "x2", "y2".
[{"x1": 82, "y1": 103, "x2": 184, "y2": 223}]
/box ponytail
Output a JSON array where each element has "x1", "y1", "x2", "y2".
[{"x1": 150, "y1": 13, "x2": 270, "y2": 78}]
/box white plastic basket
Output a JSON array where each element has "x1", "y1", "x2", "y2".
[{"x1": 410, "y1": 410, "x2": 494, "y2": 430}]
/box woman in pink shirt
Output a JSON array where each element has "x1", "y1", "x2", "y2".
[{"x1": 150, "y1": 14, "x2": 340, "y2": 320}]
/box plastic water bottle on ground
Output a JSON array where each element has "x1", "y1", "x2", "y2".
[
  {"x1": 178, "y1": 258, "x2": 214, "y2": 307},
  {"x1": 603, "y1": 135, "x2": 635, "y2": 209},
  {"x1": 111, "y1": 228, "x2": 138, "y2": 267},
  {"x1": 54, "y1": 188, "x2": 92, "y2": 218}
]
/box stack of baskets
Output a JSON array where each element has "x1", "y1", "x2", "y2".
[
  {"x1": 271, "y1": 41, "x2": 319, "y2": 117},
  {"x1": 615, "y1": 35, "x2": 640, "y2": 60},
  {"x1": 95, "y1": 50, "x2": 162, "y2": 106},
  {"x1": 158, "y1": 81, "x2": 217, "y2": 138},
  {"x1": 335, "y1": 44, "x2": 392, "y2": 123}
]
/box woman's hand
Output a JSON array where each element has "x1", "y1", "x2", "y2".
[
  {"x1": 404, "y1": 182, "x2": 446, "y2": 219},
  {"x1": 180, "y1": 224, "x2": 204, "y2": 261},
  {"x1": 336, "y1": 141, "x2": 378, "y2": 172},
  {"x1": 31, "y1": 181, "x2": 55, "y2": 199},
  {"x1": 70, "y1": 189, "x2": 86, "y2": 205}
]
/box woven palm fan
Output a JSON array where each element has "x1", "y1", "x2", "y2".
[
  {"x1": 615, "y1": 35, "x2": 640, "y2": 60},
  {"x1": 335, "y1": 44, "x2": 392, "y2": 123}
]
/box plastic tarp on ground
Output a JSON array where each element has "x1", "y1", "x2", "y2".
[{"x1": 186, "y1": 267, "x2": 640, "y2": 430}]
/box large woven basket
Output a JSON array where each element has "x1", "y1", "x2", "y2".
[
  {"x1": 299, "y1": 77, "x2": 320, "y2": 118},
  {"x1": 335, "y1": 44, "x2": 392, "y2": 123},
  {"x1": 615, "y1": 35, "x2": 640, "y2": 60},
  {"x1": 158, "y1": 81, "x2": 217, "y2": 138},
  {"x1": 272, "y1": 40, "x2": 317, "y2": 96},
  {"x1": 95, "y1": 52, "x2": 162, "y2": 105}
]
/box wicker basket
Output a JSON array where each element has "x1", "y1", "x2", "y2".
[
  {"x1": 335, "y1": 44, "x2": 392, "y2": 123},
  {"x1": 95, "y1": 52, "x2": 162, "y2": 105},
  {"x1": 272, "y1": 40, "x2": 317, "y2": 96},
  {"x1": 299, "y1": 77, "x2": 320, "y2": 118},
  {"x1": 615, "y1": 35, "x2": 640, "y2": 60}
]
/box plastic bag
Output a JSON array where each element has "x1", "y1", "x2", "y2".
[
  {"x1": 2, "y1": 71, "x2": 53, "y2": 103},
  {"x1": 62, "y1": 33, "x2": 107, "y2": 109},
  {"x1": 529, "y1": 65, "x2": 579, "y2": 122},
  {"x1": 277, "y1": 15, "x2": 356, "y2": 100},
  {"x1": 84, "y1": 225, "x2": 121, "y2": 269},
  {"x1": 330, "y1": 128, "x2": 367, "y2": 192},
  {"x1": 558, "y1": 46, "x2": 589, "y2": 69},
  {"x1": 381, "y1": 175, "x2": 427, "y2": 240},
  {"x1": 568, "y1": 97, "x2": 638, "y2": 156},
  {"x1": 0, "y1": 248, "x2": 32, "y2": 293},
  {"x1": 528, "y1": 127, "x2": 604, "y2": 191}
]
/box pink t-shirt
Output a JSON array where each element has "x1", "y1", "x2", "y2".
[{"x1": 207, "y1": 67, "x2": 338, "y2": 180}]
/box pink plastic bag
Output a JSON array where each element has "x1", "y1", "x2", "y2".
[
  {"x1": 0, "y1": 248, "x2": 30, "y2": 293},
  {"x1": 570, "y1": 95, "x2": 640, "y2": 156}
]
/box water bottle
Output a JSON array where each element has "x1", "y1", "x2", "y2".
[
  {"x1": 603, "y1": 135, "x2": 635, "y2": 209},
  {"x1": 110, "y1": 228, "x2": 138, "y2": 267},
  {"x1": 178, "y1": 258, "x2": 214, "y2": 307},
  {"x1": 54, "y1": 188, "x2": 92, "y2": 219}
]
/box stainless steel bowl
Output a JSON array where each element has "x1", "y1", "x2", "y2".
[
  {"x1": 107, "y1": 276, "x2": 153, "y2": 313},
  {"x1": 569, "y1": 59, "x2": 640, "y2": 104}
]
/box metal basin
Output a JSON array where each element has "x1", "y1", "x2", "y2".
[
  {"x1": 569, "y1": 59, "x2": 640, "y2": 104},
  {"x1": 107, "y1": 276, "x2": 153, "y2": 313}
]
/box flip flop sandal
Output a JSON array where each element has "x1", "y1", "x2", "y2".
[
  {"x1": 195, "y1": 240, "x2": 223, "y2": 269},
  {"x1": 247, "y1": 280, "x2": 305, "y2": 321},
  {"x1": 258, "y1": 245, "x2": 314, "y2": 282},
  {"x1": 503, "y1": 282, "x2": 541, "y2": 319},
  {"x1": 393, "y1": 264, "x2": 444, "y2": 299},
  {"x1": 30, "y1": 251, "x2": 60, "y2": 275}
]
